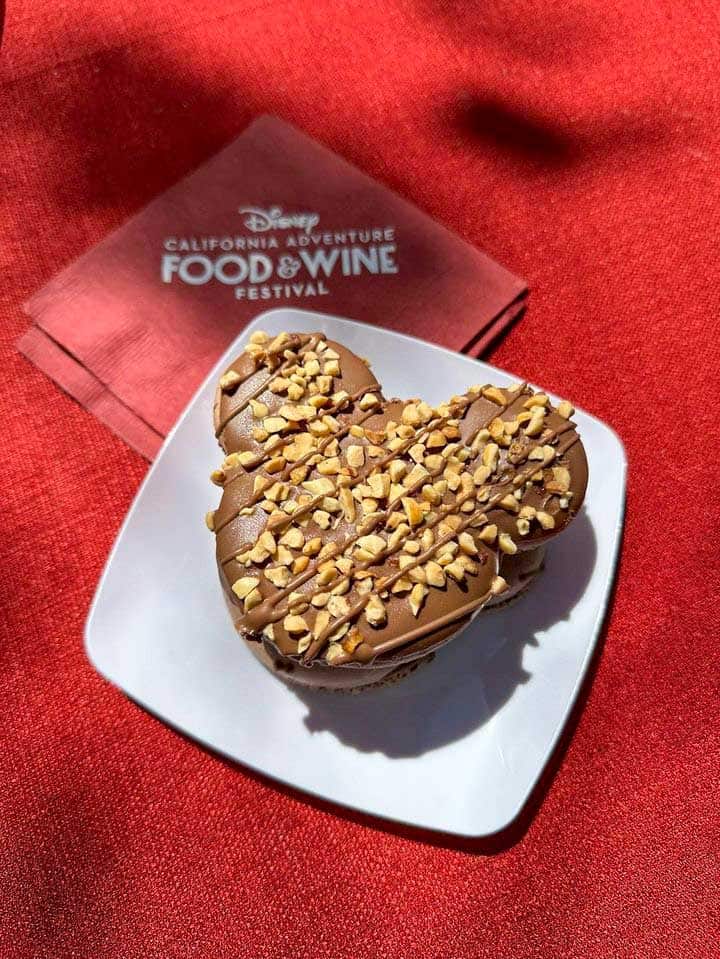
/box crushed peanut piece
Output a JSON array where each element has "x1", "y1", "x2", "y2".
[
  {"x1": 536, "y1": 510, "x2": 556, "y2": 530},
  {"x1": 402, "y1": 497, "x2": 424, "y2": 527},
  {"x1": 231, "y1": 576, "x2": 260, "y2": 600},
  {"x1": 482, "y1": 386, "x2": 506, "y2": 405},
  {"x1": 491, "y1": 575, "x2": 508, "y2": 596},
  {"x1": 365, "y1": 594, "x2": 387, "y2": 627},
  {"x1": 425, "y1": 561, "x2": 446, "y2": 588},
  {"x1": 409, "y1": 583, "x2": 428, "y2": 617},
  {"x1": 498, "y1": 533, "x2": 518, "y2": 555},
  {"x1": 219, "y1": 370, "x2": 242, "y2": 392},
  {"x1": 265, "y1": 567, "x2": 290, "y2": 588},
  {"x1": 284, "y1": 614, "x2": 308, "y2": 636},
  {"x1": 346, "y1": 445, "x2": 365, "y2": 469}
]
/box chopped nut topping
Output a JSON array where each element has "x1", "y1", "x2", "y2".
[
  {"x1": 524, "y1": 408, "x2": 546, "y2": 437},
  {"x1": 409, "y1": 583, "x2": 428, "y2": 617},
  {"x1": 244, "y1": 588, "x2": 263, "y2": 611},
  {"x1": 498, "y1": 533, "x2": 518, "y2": 555},
  {"x1": 279, "y1": 404, "x2": 316, "y2": 422},
  {"x1": 489, "y1": 418, "x2": 506, "y2": 442},
  {"x1": 401, "y1": 403, "x2": 421, "y2": 426},
  {"x1": 482, "y1": 443, "x2": 499, "y2": 472},
  {"x1": 266, "y1": 332, "x2": 291, "y2": 355},
  {"x1": 458, "y1": 531, "x2": 478, "y2": 555},
  {"x1": 388, "y1": 460, "x2": 407, "y2": 483},
  {"x1": 426, "y1": 430, "x2": 446, "y2": 449},
  {"x1": 269, "y1": 377, "x2": 290, "y2": 394},
  {"x1": 263, "y1": 416, "x2": 288, "y2": 434},
  {"x1": 325, "y1": 643, "x2": 344, "y2": 663},
  {"x1": 293, "y1": 556, "x2": 310, "y2": 574},
  {"x1": 482, "y1": 386, "x2": 506, "y2": 405},
  {"x1": 247, "y1": 542, "x2": 269, "y2": 564},
  {"x1": 287, "y1": 383, "x2": 305, "y2": 401},
  {"x1": 391, "y1": 577, "x2": 413, "y2": 594},
  {"x1": 302, "y1": 478, "x2": 336, "y2": 497},
  {"x1": 536, "y1": 510, "x2": 556, "y2": 530},
  {"x1": 408, "y1": 443, "x2": 426, "y2": 464},
  {"x1": 490, "y1": 575, "x2": 508, "y2": 596},
  {"x1": 279, "y1": 527, "x2": 304, "y2": 549},
  {"x1": 367, "y1": 473, "x2": 391, "y2": 499},
  {"x1": 313, "y1": 510, "x2": 332, "y2": 530},
  {"x1": 358, "y1": 392, "x2": 380, "y2": 410},
  {"x1": 258, "y1": 530, "x2": 277, "y2": 554},
  {"x1": 402, "y1": 497, "x2": 424, "y2": 527},
  {"x1": 265, "y1": 566, "x2": 291, "y2": 588},
  {"x1": 523, "y1": 393, "x2": 549, "y2": 409},
  {"x1": 328, "y1": 594, "x2": 350, "y2": 618},
  {"x1": 346, "y1": 444, "x2": 365, "y2": 469},
  {"x1": 312, "y1": 609, "x2": 331, "y2": 639},
  {"x1": 287, "y1": 591, "x2": 309, "y2": 613},
  {"x1": 356, "y1": 534, "x2": 386, "y2": 558},
  {"x1": 342, "y1": 629, "x2": 363, "y2": 654},
  {"x1": 425, "y1": 561, "x2": 446, "y2": 588},
  {"x1": 365, "y1": 594, "x2": 387, "y2": 626},
  {"x1": 219, "y1": 370, "x2": 242, "y2": 392},
  {"x1": 405, "y1": 464, "x2": 430, "y2": 488},
  {"x1": 445, "y1": 560, "x2": 467, "y2": 583},
  {"x1": 338, "y1": 487, "x2": 356, "y2": 522},
  {"x1": 545, "y1": 466, "x2": 571, "y2": 493},
  {"x1": 266, "y1": 456, "x2": 286, "y2": 474},
  {"x1": 317, "y1": 457, "x2": 341, "y2": 476},
  {"x1": 284, "y1": 614, "x2": 308, "y2": 635},
  {"x1": 276, "y1": 545, "x2": 293, "y2": 566},
  {"x1": 205, "y1": 510, "x2": 216, "y2": 531},
  {"x1": 231, "y1": 576, "x2": 260, "y2": 599},
  {"x1": 556, "y1": 400, "x2": 574, "y2": 419}
]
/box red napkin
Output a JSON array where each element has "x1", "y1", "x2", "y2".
[{"x1": 19, "y1": 115, "x2": 526, "y2": 459}]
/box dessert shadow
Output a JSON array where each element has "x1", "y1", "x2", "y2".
[{"x1": 291, "y1": 509, "x2": 596, "y2": 758}]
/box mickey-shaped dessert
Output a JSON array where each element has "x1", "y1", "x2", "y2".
[{"x1": 207, "y1": 331, "x2": 587, "y2": 690}]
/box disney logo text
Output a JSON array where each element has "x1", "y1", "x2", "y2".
[{"x1": 239, "y1": 205, "x2": 320, "y2": 235}]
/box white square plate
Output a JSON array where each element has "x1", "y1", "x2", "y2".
[{"x1": 85, "y1": 309, "x2": 626, "y2": 837}]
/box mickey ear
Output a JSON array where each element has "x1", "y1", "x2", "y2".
[
  {"x1": 213, "y1": 333, "x2": 383, "y2": 454},
  {"x1": 456, "y1": 386, "x2": 588, "y2": 550}
]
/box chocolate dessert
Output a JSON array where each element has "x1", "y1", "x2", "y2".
[{"x1": 207, "y1": 331, "x2": 588, "y2": 691}]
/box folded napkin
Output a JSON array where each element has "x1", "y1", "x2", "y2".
[{"x1": 19, "y1": 115, "x2": 526, "y2": 459}]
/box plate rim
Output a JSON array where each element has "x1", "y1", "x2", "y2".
[{"x1": 85, "y1": 307, "x2": 627, "y2": 837}]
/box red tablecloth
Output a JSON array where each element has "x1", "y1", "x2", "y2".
[{"x1": 2, "y1": 3, "x2": 718, "y2": 957}]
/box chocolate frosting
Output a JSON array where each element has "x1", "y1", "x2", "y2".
[{"x1": 208, "y1": 331, "x2": 588, "y2": 680}]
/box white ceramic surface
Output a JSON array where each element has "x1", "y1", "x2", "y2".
[{"x1": 85, "y1": 309, "x2": 626, "y2": 837}]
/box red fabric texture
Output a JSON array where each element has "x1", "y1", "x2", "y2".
[
  {"x1": 1, "y1": 2, "x2": 718, "y2": 957},
  {"x1": 18, "y1": 115, "x2": 525, "y2": 459}
]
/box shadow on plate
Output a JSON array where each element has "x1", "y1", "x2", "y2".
[{"x1": 291, "y1": 509, "x2": 596, "y2": 758}]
